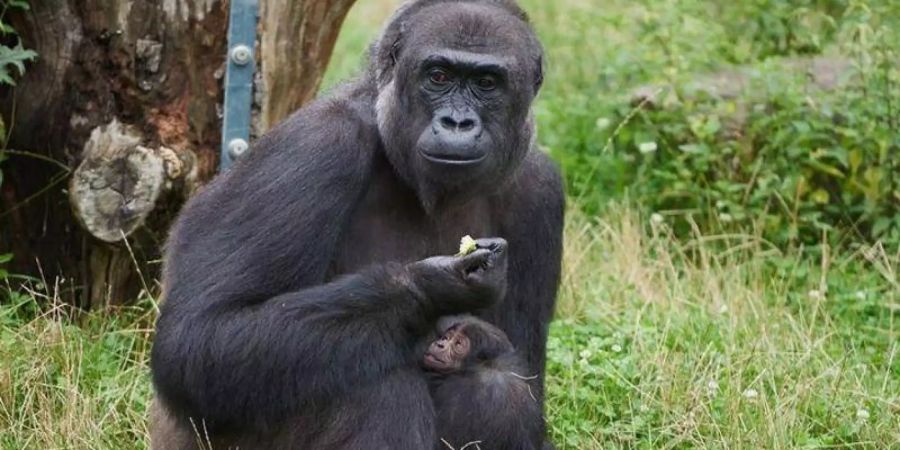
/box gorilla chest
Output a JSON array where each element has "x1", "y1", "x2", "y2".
[{"x1": 330, "y1": 176, "x2": 496, "y2": 275}]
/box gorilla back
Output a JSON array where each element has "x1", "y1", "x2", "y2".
[{"x1": 150, "y1": 1, "x2": 563, "y2": 448}]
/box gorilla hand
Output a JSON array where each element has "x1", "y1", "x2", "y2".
[{"x1": 407, "y1": 238, "x2": 508, "y2": 315}]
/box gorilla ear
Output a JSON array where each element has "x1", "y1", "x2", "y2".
[
  {"x1": 389, "y1": 36, "x2": 402, "y2": 67},
  {"x1": 372, "y1": 27, "x2": 404, "y2": 86},
  {"x1": 371, "y1": 0, "x2": 420, "y2": 86},
  {"x1": 533, "y1": 55, "x2": 544, "y2": 94}
]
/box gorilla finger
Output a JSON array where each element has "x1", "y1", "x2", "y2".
[
  {"x1": 456, "y1": 249, "x2": 492, "y2": 273},
  {"x1": 475, "y1": 237, "x2": 508, "y2": 254}
]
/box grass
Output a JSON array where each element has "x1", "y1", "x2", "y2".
[
  {"x1": 2, "y1": 0, "x2": 899, "y2": 448},
  {"x1": 0, "y1": 293, "x2": 154, "y2": 448},
  {"x1": 548, "y1": 207, "x2": 898, "y2": 448}
]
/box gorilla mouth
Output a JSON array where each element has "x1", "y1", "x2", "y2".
[
  {"x1": 419, "y1": 150, "x2": 487, "y2": 166},
  {"x1": 424, "y1": 352, "x2": 446, "y2": 366}
]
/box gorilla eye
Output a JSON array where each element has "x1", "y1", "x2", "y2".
[
  {"x1": 475, "y1": 77, "x2": 497, "y2": 91},
  {"x1": 428, "y1": 70, "x2": 452, "y2": 86}
]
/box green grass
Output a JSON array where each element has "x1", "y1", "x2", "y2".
[
  {"x1": 2, "y1": 0, "x2": 899, "y2": 448},
  {"x1": 548, "y1": 207, "x2": 898, "y2": 448}
]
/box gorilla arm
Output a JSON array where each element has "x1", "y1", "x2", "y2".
[
  {"x1": 493, "y1": 150, "x2": 565, "y2": 402},
  {"x1": 151, "y1": 94, "x2": 499, "y2": 430}
]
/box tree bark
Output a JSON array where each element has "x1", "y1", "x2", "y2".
[
  {"x1": 258, "y1": 0, "x2": 356, "y2": 131},
  {"x1": 0, "y1": 0, "x2": 355, "y2": 308}
]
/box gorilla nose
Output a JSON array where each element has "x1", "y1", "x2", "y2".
[
  {"x1": 439, "y1": 115, "x2": 478, "y2": 133},
  {"x1": 435, "y1": 109, "x2": 482, "y2": 137}
]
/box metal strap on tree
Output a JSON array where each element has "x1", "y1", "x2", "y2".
[{"x1": 220, "y1": 0, "x2": 260, "y2": 170}]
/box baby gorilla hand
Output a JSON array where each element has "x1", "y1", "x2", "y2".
[{"x1": 407, "y1": 238, "x2": 508, "y2": 315}]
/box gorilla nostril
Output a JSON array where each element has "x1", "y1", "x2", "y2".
[
  {"x1": 439, "y1": 116, "x2": 457, "y2": 130},
  {"x1": 458, "y1": 119, "x2": 475, "y2": 131}
]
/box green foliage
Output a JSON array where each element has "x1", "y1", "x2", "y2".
[
  {"x1": 0, "y1": 0, "x2": 36, "y2": 191},
  {"x1": 543, "y1": 0, "x2": 899, "y2": 248},
  {"x1": 589, "y1": 69, "x2": 897, "y2": 246},
  {"x1": 0, "y1": 0, "x2": 35, "y2": 86},
  {"x1": 711, "y1": 0, "x2": 847, "y2": 63},
  {"x1": 0, "y1": 41, "x2": 35, "y2": 86}
]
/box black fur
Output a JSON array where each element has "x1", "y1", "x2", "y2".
[
  {"x1": 150, "y1": 0, "x2": 563, "y2": 448},
  {"x1": 425, "y1": 316, "x2": 544, "y2": 450}
]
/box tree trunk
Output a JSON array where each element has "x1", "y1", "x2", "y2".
[{"x1": 0, "y1": 0, "x2": 355, "y2": 309}]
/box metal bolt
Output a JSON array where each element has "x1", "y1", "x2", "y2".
[
  {"x1": 230, "y1": 45, "x2": 253, "y2": 65},
  {"x1": 228, "y1": 138, "x2": 249, "y2": 159}
]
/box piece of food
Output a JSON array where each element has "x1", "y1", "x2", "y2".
[{"x1": 457, "y1": 235, "x2": 477, "y2": 256}]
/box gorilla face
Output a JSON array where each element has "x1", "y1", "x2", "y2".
[
  {"x1": 374, "y1": 1, "x2": 544, "y2": 208},
  {"x1": 413, "y1": 50, "x2": 506, "y2": 168},
  {"x1": 423, "y1": 315, "x2": 515, "y2": 373}
]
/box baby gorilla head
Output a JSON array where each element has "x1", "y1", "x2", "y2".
[{"x1": 423, "y1": 316, "x2": 514, "y2": 373}]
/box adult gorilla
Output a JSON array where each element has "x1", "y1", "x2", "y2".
[{"x1": 150, "y1": 0, "x2": 563, "y2": 448}]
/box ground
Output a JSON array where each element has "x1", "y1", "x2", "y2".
[{"x1": 1, "y1": 0, "x2": 898, "y2": 448}]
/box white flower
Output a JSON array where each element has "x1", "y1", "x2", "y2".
[
  {"x1": 611, "y1": 344, "x2": 623, "y2": 353},
  {"x1": 808, "y1": 289, "x2": 823, "y2": 300},
  {"x1": 595, "y1": 117, "x2": 612, "y2": 130},
  {"x1": 707, "y1": 380, "x2": 719, "y2": 394},
  {"x1": 579, "y1": 350, "x2": 592, "y2": 359},
  {"x1": 650, "y1": 213, "x2": 664, "y2": 224},
  {"x1": 742, "y1": 388, "x2": 759, "y2": 400},
  {"x1": 718, "y1": 304, "x2": 729, "y2": 314},
  {"x1": 855, "y1": 291, "x2": 866, "y2": 300},
  {"x1": 638, "y1": 141, "x2": 658, "y2": 154},
  {"x1": 856, "y1": 408, "x2": 870, "y2": 421}
]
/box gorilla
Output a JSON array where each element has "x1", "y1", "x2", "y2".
[
  {"x1": 149, "y1": 0, "x2": 563, "y2": 448},
  {"x1": 424, "y1": 316, "x2": 545, "y2": 450}
]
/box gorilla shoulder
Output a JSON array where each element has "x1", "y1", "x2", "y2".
[{"x1": 229, "y1": 82, "x2": 379, "y2": 179}]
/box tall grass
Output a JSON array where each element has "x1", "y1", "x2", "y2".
[
  {"x1": 0, "y1": 289, "x2": 154, "y2": 448},
  {"x1": 549, "y1": 205, "x2": 898, "y2": 448}
]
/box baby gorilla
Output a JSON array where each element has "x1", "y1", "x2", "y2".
[{"x1": 423, "y1": 316, "x2": 545, "y2": 450}]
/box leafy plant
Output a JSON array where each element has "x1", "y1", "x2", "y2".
[
  {"x1": 0, "y1": 40, "x2": 35, "y2": 85},
  {"x1": 552, "y1": 0, "x2": 899, "y2": 248},
  {"x1": 0, "y1": 0, "x2": 36, "y2": 190},
  {"x1": 0, "y1": 0, "x2": 35, "y2": 85}
]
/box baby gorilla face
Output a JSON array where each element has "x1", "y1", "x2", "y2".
[{"x1": 424, "y1": 323, "x2": 471, "y2": 372}]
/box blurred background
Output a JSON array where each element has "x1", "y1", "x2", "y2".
[{"x1": 0, "y1": 0, "x2": 898, "y2": 448}]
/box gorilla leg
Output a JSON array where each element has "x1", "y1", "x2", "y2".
[
  {"x1": 306, "y1": 368, "x2": 435, "y2": 450},
  {"x1": 226, "y1": 369, "x2": 435, "y2": 450},
  {"x1": 151, "y1": 370, "x2": 435, "y2": 450}
]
